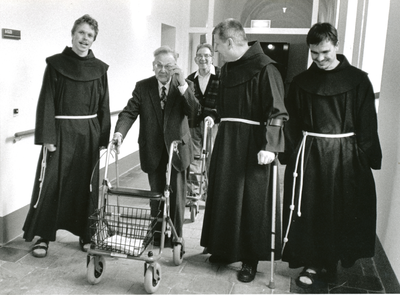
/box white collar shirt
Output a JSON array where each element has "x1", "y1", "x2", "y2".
[
  {"x1": 194, "y1": 65, "x2": 215, "y2": 95},
  {"x1": 158, "y1": 79, "x2": 171, "y2": 97}
]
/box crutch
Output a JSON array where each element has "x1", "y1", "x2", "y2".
[
  {"x1": 198, "y1": 119, "x2": 210, "y2": 199},
  {"x1": 268, "y1": 159, "x2": 278, "y2": 289}
]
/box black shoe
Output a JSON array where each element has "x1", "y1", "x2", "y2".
[
  {"x1": 208, "y1": 254, "x2": 232, "y2": 264},
  {"x1": 153, "y1": 234, "x2": 172, "y2": 247},
  {"x1": 238, "y1": 262, "x2": 257, "y2": 283},
  {"x1": 153, "y1": 233, "x2": 161, "y2": 246},
  {"x1": 165, "y1": 236, "x2": 173, "y2": 248},
  {"x1": 79, "y1": 238, "x2": 91, "y2": 252},
  {"x1": 324, "y1": 262, "x2": 338, "y2": 283}
]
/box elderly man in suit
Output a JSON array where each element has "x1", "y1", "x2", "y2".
[{"x1": 113, "y1": 45, "x2": 200, "y2": 244}]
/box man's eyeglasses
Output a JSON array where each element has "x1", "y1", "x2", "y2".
[
  {"x1": 196, "y1": 54, "x2": 212, "y2": 59},
  {"x1": 154, "y1": 63, "x2": 174, "y2": 70}
]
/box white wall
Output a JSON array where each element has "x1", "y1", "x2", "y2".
[
  {"x1": 341, "y1": 0, "x2": 358, "y2": 64},
  {"x1": 374, "y1": 0, "x2": 400, "y2": 279},
  {"x1": 0, "y1": 0, "x2": 191, "y2": 219},
  {"x1": 362, "y1": 0, "x2": 390, "y2": 94}
]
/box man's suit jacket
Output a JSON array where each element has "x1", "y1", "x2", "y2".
[{"x1": 115, "y1": 75, "x2": 200, "y2": 173}]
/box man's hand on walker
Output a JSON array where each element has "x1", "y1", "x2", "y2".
[
  {"x1": 257, "y1": 150, "x2": 276, "y2": 165},
  {"x1": 112, "y1": 133, "x2": 123, "y2": 154}
]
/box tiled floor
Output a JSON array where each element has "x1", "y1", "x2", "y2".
[{"x1": 0, "y1": 165, "x2": 388, "y2": 294}]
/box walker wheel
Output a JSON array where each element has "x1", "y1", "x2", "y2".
[
  {"x1": 86, "y1": 255, "x2": 106, "y2": 284},
  {"x1": 172, "y1": 242, "x2": 184, "y2": 265},
  {"x1": 144, "y1": 263, "x2": 161, "y2": 293}
]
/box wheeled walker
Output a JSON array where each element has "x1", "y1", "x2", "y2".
[
  {"x1": 86, "y1": 140, "x2": 185, "y2": 293},
  {"x1": 186, "y1": 120, "x2": 211, "y2": 222}
]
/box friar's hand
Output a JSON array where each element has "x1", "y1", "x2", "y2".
[
  {"x1": 44, "y1": 143, "x2": 56, "y2": 152},
  {"x1": 204, "y1": 116, "x2": 215, "y2": 128},
  {"x1": 257, "y1": 150, "x2": 276, "y2": 165}
]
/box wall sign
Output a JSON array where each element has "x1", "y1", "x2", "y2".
[
  {"x1": 251, "y1": 20, "x2": 271, "y2": 29},
  {"x1": 2, "y1": 29, "x2": 21, "y2": 40}
]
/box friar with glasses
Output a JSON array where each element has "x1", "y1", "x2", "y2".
[
  {"x1": 200, "y1": 18, "x2": 288, "y2": 283},
  {"x1": 23, "y1": 14, "x2": 111, "y2": 258},
  {"x1": 113, "y1": 45, "x2": 200, "y2": 245},
  {"x1": 279, "y1": 22, "x2": 382, "y2": 289},
  {"x1": 186, "y1": 43, "x2": 220, "y2": 201}
]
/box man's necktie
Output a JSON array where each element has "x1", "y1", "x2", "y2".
[{"x1": 160, "y1": 86, "x2": 167, "y2": 110}]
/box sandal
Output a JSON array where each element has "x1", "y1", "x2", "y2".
[
  {"x1": 32, "y1": 238, "x2": 49, "y2": 258},
  {"x1": 79, "y1": 238, "x2": 91, "y2": 252},
  {"x1": 295, "y1": 267, "x2": 319, "y2": 289}
]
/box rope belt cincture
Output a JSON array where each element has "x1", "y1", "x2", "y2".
[
  {"x1": 34, "y1": 114, "x2": 97, "y2": 208},
  {"x1": 55, "y1": 114, "x2": 97, "y2": 119},
  {"x1": 281, "y1": 131, "x2": 355, "y2": 253},
  {"x1": 34, "y1": 146, "x2": 48, "y2": 208},
  {"x1": 220, "y1": 117, "x2": 283, "y2": 126},
  {"x1": 221, "y1": 118, "x2": 262, "y2": 125}
]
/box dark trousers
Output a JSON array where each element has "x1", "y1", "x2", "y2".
[{"x1": 148, "y1": 147, "x2": 187, "y2": 237}]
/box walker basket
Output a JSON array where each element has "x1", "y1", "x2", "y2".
[{"x1": 89, "y1": 205, "x2": 159, "y2": 257}]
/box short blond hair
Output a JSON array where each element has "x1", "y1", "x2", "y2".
[{"x1": 71, "y1": 14, "x2": 99, "y2": 41}]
